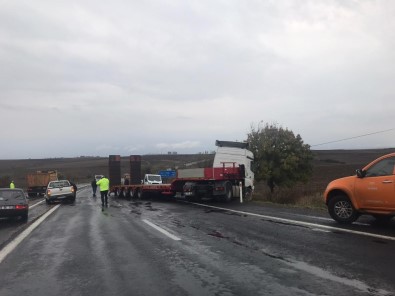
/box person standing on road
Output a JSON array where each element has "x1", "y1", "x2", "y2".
[
  {"x1": 9, "y1": 181, "x2": 15, "y2": 189},
  {"x1": 96, "y1": 176, "x2": 110, "y2": 210},
  {"x1": 91, "y1": 178, "x2": 97, "y2": 197}
]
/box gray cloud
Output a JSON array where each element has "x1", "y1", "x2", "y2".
[{"x1": 1, "y1": 0, "x2": 394, "y2": 159}]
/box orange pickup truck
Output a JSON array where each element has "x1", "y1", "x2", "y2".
[{"x1": 324, "y1": 152, "x2": 395, "y2": 224}]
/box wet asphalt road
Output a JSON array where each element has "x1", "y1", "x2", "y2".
[{"x1": 0, "y1": 186, "x2": 394, "y2": 296}]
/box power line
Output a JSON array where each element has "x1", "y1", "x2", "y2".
[{"x1": 311, "y1": 128, "x2": 395, "y2": 147}]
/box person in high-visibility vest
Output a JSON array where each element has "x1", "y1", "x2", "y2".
[
  {"x1": 10, "y1": 181, "x2": 15, "y2": 189},
  {"x1": 96, "y1": 176, "x2": 110, "y2": 210}
]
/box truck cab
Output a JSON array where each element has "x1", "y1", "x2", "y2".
[
  {"x1": 143, "y1": 174, "x2": 163, "y2": 185},
  {"x1": 213, "y1": 140, "x2": 255, "y2": 191}
]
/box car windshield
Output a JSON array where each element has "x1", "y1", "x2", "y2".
[
  {"x1": 49, "y1": 181, "x2": 70, "y2": 188},
  {"x1": 0, "y1": 190, "x2": 25, "y2": 201}
]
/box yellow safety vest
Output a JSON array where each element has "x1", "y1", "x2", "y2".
[
  {"x1": 10, "y1": 182, "x2": 15, "y2": 189},
  {"x1": 96, "y1": 178, "x2": 110, "y2": 191}
]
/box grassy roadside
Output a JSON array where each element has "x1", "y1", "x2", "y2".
[{"x1": 252, "y1": 182, "x2": 327, "y2": 210}]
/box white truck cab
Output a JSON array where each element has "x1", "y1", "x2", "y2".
[
  {"x1": 214, "y1": 140, "x2": 255, "y2": 190},
  {"x1": 143, "y1": 174, "x2": 163, "y2": 185}
]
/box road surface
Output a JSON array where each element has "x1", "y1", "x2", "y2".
[{"x1": 0, "y1": 185, "x2": 394, "y2": 295}]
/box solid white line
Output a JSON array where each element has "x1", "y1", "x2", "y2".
[
  {"x1": 0, "y1": 204, "x2": 61, "y2": 264},
  {"x1": 143, "y1": 219, "x2": 181, "y2": 241},
  {"x1": 185, "y1": 202, "x2": 395, "y2": 241}
]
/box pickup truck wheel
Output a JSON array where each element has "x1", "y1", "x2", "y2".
[
  {"x1": 328, "y1": 195, "x2": 358, "y2": 224},
  {"x1": 45, "y1": 199, "x2": 51, "y2": 205}
]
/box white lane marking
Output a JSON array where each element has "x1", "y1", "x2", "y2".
[
  {"x1": 29, "y1": 199, "x2": 45, "y2": 209},
  {"x1": 186, "y1": 202, "x2": 395, "y2": 241},
  {"x1": 286, "y1": 213, "x2": 371, "y2": 226},
  {"x1": 143, "y1": 219, "x2": 181, "y2": 241},
  {"x1": 0, "y1": 204, "x2": 61, "y2": 264},
  {"x1": 311, "y1": 228, "x2": 331, "y2": 233},
  {"x1": 284, "y1": 260, "x2": 391, "y2": 296}
]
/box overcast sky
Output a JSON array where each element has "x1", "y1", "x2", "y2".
[{"x1": 1, "y1": 0, "x2": 394, "y2": 159}]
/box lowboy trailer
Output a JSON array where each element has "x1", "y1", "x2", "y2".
[{"x1": 110, "y1": 140, "x2": 255, "y2": 202}]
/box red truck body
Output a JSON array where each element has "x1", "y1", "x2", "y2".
[{"x1": 111, "y1": 165, "x2": 245, "y2": 201}]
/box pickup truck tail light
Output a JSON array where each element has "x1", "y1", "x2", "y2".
[{"x1": 15, "y1": 205, "x2": 28, "y2": 210}]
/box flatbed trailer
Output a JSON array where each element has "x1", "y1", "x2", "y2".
[
  {"x1": 111, "y1": 183, "x2": 173, "y2": 199},
  {"x1": 111, "y1": 164, "x2": 250, "y2": 201},
  {"x1": 109, "y1": 140, "x2": 255, "y2": 202}
]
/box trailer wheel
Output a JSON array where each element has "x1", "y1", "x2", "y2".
[
  {"x1": 136, "y1": 189, "x2": 144, "y2": 200},
  {"x1": 223, "y1": 182, "x2": 233, "y2": 202}
]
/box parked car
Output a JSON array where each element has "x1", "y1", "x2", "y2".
[
  {"x1": 324, "y1": 152, "x2": 395, "y2": 224},
  {"x1": 45, "y1": 180, "x2": 75, "y2": 204},
  {"x1": 0, "y1": 188, "x2": 29, "y2": 222}
]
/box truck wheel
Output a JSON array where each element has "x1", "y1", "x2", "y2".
[
  {"x1": 136, "y1": 189, "x2": 144, "y2": 200},
  {"x1": 45, "y1": 199, "x2": 51, "y2": 205},
  {"x1": 243, "y1": 187, "x2": 253, "y2": 201},
  {"x1": 223, "y1": 183, "x2": 233, "y2": 202},
  {"x1": 328, "y1": 195, "x2": 359, "y2": 224}
]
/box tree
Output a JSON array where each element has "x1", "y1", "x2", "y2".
[{"x1": 247, "y1": 122, "x2": 313, "y2": 193}]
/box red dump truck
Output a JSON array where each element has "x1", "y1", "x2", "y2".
[
  {"x1": 110, "y1": 140, "x2": 255, "y2": 202},
  {"x1": 26, "y1": 170, "x2": 58, "y2": 197}
]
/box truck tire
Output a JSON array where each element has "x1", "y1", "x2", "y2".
[
  {"x1": 223, "y1": 182, "x2": 233, "y2": 202},
  {"x1": 328, "y1": 195, "x2": 359, "y2": 224},
  {"x1": 136, "y1": 189, "x2": 144, "y2": 200},
  {"x1": 243, "y1": 187, "x2": 253, "y2": 201}
]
